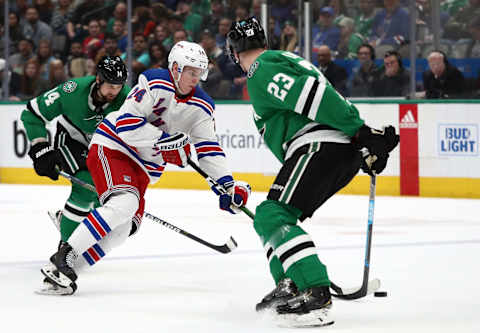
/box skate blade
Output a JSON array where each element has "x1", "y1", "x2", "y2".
[
  {"x1": 35, "y1": 283, "x2": 74, "y2": 296},
  {"x1": 277, "y1": 309, "x2": 334, "y2": 328}
]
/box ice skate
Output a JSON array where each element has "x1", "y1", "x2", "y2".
[
  {"x1": 256, "y1": 278, "x2": 298, "y2": 312},
  {"x1": 40, "y1": 242, "x2": 78, "y2": 295},
  {"x1": 275, "y1": 285, "x2": 334, "y2": 327},
  {"x1": 36, "y1": 251, "x2": 76, "y2": 295}
]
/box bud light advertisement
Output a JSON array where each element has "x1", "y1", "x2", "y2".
[{"x1": 438, "y1": 124, "x2": 478, "y2": 156}]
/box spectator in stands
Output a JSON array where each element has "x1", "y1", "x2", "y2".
[
  {"x1": 151, "y1": 25, "x2": 169, "y2": 50},
  {"x1": 199, "y1": 29, "x2": 233, "y2": 99},
  {"x1": 148, "y1": 41, "x2": 168, "y2": 69},
  {"x1": 203, "y1": 0, "x2": 227, "y2": 35},
  {"x1": 190, "y1": 0, "x2": 211, "y2": 17},
  {"x1": 441, "y1": 0, "x2": 468, "y2": 16},
  {"x1": 444, "y1": 0, "x2": 480, "y2": 40},
  {"x1": 0, "y1": 11, "x2": 24, "y2": 56},
  {"x1": 85, "y1": 58, "x2": 96, "y2": 76},
  {"x1": 416, "y1": 0, "x2": 449, "y2": 44},
  {"x1": 466, "y1": 16, "x2": 480, "y2": 57},
  {"x1": 21, "y1": 6, "x2": 53, "y2": 47},
  {"x1": 67, "y1": 0, "x2": 105, "y2": 41},
  {"x1": 106, "y1": 2, "x2": 126, "y2": 34},
  {"x1": 50, "y1": 0, "x2": 74, "y2": 36},
  {"x1": 317, "y1": 45, "x2": 348, "y2": 95},
  {"x1": 268, "y1": 17, "x2": 281, "y2": 50},
  {"x1": 0, "y1": 58, "x2": 22, "y2": 101},
  {"x1": 65, "y1": 39, "x2": 88, "y2": 78},
  {"x1": 354, "y1": 0, "x2": 378, "y2": 37},
  {"x1": 18, "y1": 58, "x2": 49, "y2": 100},
  {"x1": 35, "y1": 39, "x2": 57, "y2": 81},
  {"x1": 280, "y1": 21, "x2": 299, "y2": 53},
  {"x1": 95, "y1": 33, "x2": 122, "y2": 64},
  {"x1": 34, "y1": 0, "x2": 53, "y2": 25},
  {"x1": 151, "y1": 3, "x2": 172, "y2": 29},
  {"x1": 175, "y1": 1, "x2": 204, "y2": 41},
  {"x1": 372, "y1": 50, "x2": 410, "y2": 96},
  {"x1": 234, "y1": 4, "x2": 250, "y2": 22},
  {"x1": 328, "y1": 0, "x2": 351, "y2": 25},
  {"x1": 312, "y1": 7, "x2": 340, "y2": 59},
  {"x1": 337, "y1": 17, "x2": 366, "y2": 59},
  {"x1": 216, "y1": 17, "x2": 232, "y2": 49},
  {"x1": 423, "y1": 50, "x2": 465, "y2": 99},
  {"x1": 173, "y1": 29, "x2": 190, "y2": 45},
  {"x1": 349, "y1": 43, "x2": 380, "y2": 96},
  {"x1": 271, "y1": 0, "x2": 297, "y2": 24},
  {"x1": 250, "y1": 0, "x2": 262, "y2": 19},
  {"x1": 132, "y1": 6, "x2": 156, "y2": 38},
  {"x1": 112, "y1": 19, "x2": 128, "y2": 53},
  {"x1": 83, "y1": 19, "x2": 104, "y2": 60},
  {"x1": 121, "y1": 33, "x2": 150, "y2": 83},
  {"x1": 164, "y1": 14, "x2": 186, "y2": 50},
  {"x1": 313, "y1": 7, "x2": 341, "y2": 58},
  {"x1": 48, "y1": 59, "x2": 67, "y2": 89},
  {"x1": 8, "y1": 38, "x2": 35, "y2": 75},
  {"x1": 369, "y1": 0, "x2": 410, "y2": 49}
]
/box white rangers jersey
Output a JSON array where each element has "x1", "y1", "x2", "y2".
[{"x1": 90, "y1": 68, "x2": 233, "y2": 189}]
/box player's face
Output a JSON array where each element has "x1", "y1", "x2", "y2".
[
  {"x1": 177, "y1": 66, "x2": 203, "y2": 94},
  {"x1": 99, "y1": 82, "x2": 123, "y2": 102}
]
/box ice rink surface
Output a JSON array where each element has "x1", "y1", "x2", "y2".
[{"x1": 1, "y1": 183, "x2": 479, "y2": 332}]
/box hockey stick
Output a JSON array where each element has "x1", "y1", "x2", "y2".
[
  {"x1": 187, "y1": 158, "x2": 255, "y2": 219},
  {"x1": 188, "y1": 158, "x2": 380, "y2": 299},
  {"x1": 331, "y1": 172, "x2": 379, "y2": 300},
  {"x1": 57, "y1": 170, "x2": 237, "y2": 254}
]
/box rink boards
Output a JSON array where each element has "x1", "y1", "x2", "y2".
[{"x1": 1, "y1": 100, "x2": 479, "y2": 198}]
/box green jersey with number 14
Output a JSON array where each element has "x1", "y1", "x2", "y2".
[
  {"x1": 21, "y1": 76, "x2": 130, "y2": 145},
  {"x1": 246, "y1": 50, "x2": 364, "y2": 163}
]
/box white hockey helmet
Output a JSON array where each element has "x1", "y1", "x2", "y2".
[{"x1": 168, "y1": 41, "x2": 209, "y2": 82}]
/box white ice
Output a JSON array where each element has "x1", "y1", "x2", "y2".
[{"x1": 0, "y1": 184, "x2": 479, "y2": 333}]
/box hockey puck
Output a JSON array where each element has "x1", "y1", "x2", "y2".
[{"x1": 374, "y1": 291, "x2": 388, "y2": 297}]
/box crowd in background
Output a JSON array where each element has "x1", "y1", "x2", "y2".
[{"x1": 1, "y1": 0, "x2": 480, "y2": 101}]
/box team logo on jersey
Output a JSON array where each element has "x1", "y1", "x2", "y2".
[
  {"x1": 247, "y1": 61, "x2": 259, "y2": 78},
  {"x1": 62, "y1": 80, "x2": 77, "y2": 93}
]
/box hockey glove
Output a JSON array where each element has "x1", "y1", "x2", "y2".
[
  {"x1": 354, "y1": 125, "x2": 399, "y2": 176},
  {"x1": 56, "y1": 136, "x2": 88, "y2": 175},
  {"x1": 153, "y1": 132, "x2": 191, "y2": 167},
  {"x1": 219, "y1": 181, "x2": 251, "y2": 214},
  {"x1": 28, "y1": 141, "x2": 61, "y2": 180}
]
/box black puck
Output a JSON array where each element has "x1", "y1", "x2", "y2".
[{"x1": 374, "y1": 291, "x2": 388, "y2": 297}]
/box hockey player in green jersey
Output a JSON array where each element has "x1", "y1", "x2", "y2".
[
  {"x1": 20, "y1": 56, "x2": 129, "y2": 293},
  {"x1": 227, "y1": 18, "x2": 399, "y2": 327}
]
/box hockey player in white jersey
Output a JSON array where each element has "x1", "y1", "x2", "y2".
[{"x1": 40, "y1": 41, "x2": 251, "y2": 295}]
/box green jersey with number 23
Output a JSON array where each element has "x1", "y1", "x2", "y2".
[{"x1": 246, "y1": 50, "x2": 364, "y2": 163}]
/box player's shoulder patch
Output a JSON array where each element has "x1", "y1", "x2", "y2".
[
  {"x1": 62, "y1": 80, "x2": 77, "y2": 93},
  {"x1": 143, "y1": 68, "x2": 171, "y2": 82},
  {"x1": 247, "y1": 61, "x2": 259, "y2": 78}
]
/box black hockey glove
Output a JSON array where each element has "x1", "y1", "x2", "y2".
[
  {"x1": 28, "y1": 142, "x2": 61, "y2": 180},
  {"x1": 56, "y1": 136, "x2": 88, "y2": 175},
  {"x1": 354, "y1": 125, "x2": 399, "y2": 176}
]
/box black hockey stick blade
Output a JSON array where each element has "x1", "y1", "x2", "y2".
[
  {"x1": 330, "y1": 278, "x2": 381, "y2": 300},
  {"x1": 144, "y1": 212, "x2": 238, "y2": 254}
]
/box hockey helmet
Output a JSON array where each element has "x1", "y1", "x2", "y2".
[
  {"x1": 96, "y1": 55, "x2": 128, "y2": 85},
  {"x1": 226, "y1": 17, "x2": 267, "y2": 64},
  {"x1": 168, "y1": 41, "x2": 209, "y2": 81}
]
